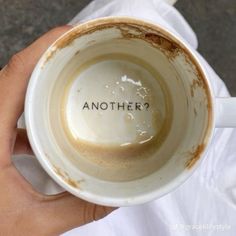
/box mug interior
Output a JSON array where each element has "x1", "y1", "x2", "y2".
[{"x1": 26, "y1": 17, "x2": 213, "y2": 206}]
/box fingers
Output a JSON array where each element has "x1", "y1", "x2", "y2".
[
  {"x1": 36, "y1": 193, "x2": 115, "y2": 235},
  {"x1": 0, "y1": 26, "x2": 72, "y2": 162},
  {"x1": 13, "y1": 129, "x2": 33, "y2": 155}
]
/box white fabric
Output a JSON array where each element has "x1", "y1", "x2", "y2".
[{"x1": 15, "y1": 0, "x2": 236, "y2": 235}]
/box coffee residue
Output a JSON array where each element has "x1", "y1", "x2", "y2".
[
  {"x1": 43, "y1": 20, "x2": 180, "y2": 65},
  {"x1": 190, "y1": 78, "x2": 205, "y2": 98},
  {"x1": 53, "y1": 165, "x2": 83, "y2": 188},
  {"x1": 185, "y1": 143, "x2": 205, "y2": 169}
]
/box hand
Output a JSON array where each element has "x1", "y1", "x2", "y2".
[{"x1": 0, "y1": 26, "x2": 114, "y2": 236}]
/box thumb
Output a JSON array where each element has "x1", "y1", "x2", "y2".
[{"x1": 37, "y1": 192, "x2": 115, "y2": 235}]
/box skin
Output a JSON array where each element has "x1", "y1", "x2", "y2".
[{"x1": 0, "y1": 26, "x2": 114, "y2": 236}]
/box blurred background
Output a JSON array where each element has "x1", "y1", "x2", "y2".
[{"x1": 0, "y1": 0, "x2": 235, "y2": 94}]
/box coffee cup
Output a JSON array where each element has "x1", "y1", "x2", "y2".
[{"x1": 25, "y1": 17, "x2": 236, "y2": 206}]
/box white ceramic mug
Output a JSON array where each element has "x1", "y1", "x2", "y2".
[{"x1": 25, "y1": 17, "x2": 236, "y2": 207}]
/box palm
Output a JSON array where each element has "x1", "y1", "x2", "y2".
[{"x1": 0, "y1": 163, "x2": 112, "y2": 235}]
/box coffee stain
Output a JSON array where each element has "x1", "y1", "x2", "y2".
[
  {"x1": 190, "y1": 78, "x2": 205, "y2": 98},
  {"x1": 66, "y1": 178, "x2": 79, "y2": 188},
  {"x1": 55, "y1": 30, "x2": 80, "y2": 49},
  {"x1": 144, "y1": 33, "x2": 177, "y2": 51},
  {"x1": 42, "y1": 21, "x2": 179, "y2": 65},
  {"x1": 207, "y1": 100, "x2": 211, "y2": 111},
  {"x1": 52, "y1": 165, "x2": 84, "y2": 189},
  {"x1": 194, "y1": 107, "x2": 197, "y2": 117},
  {"x1": 54, "y1": 24, "x2": 116, "y2": 50},
  {"x1": 42, "y1": 47, "x2": 57, "y2": 67},
  {"x1": 117, "y1": 25, "x2": 179, "y2": 59},
  {"x1": 185, "y1": 143, "x2": 205, "y2": 169}
]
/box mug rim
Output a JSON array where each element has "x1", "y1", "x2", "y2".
[{"x1": 25, "y1": 16, "x2": 215, "y2": 206}]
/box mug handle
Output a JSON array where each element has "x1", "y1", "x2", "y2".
[{"x1": 216, "y1": 98, "x2": 236, "y2": 127}]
